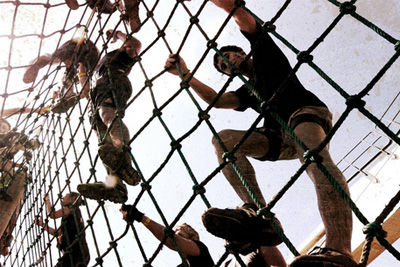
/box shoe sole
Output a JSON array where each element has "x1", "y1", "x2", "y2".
[
  {"x1": 98, "y1": 145, "x2": 140, "y2": 186},
  {"x1": 125, "y1": 0, "x2": 141, "y2": 33},
  {"x1": 202, "y1": 208, "x2": 282, "y2": 246},
  {"x1": 98, "y1": 145, "x2": 124, "y2": 171},
  {"x1": 77, "y1": 184, "x2": 127, "y2": 203},
  {"x1": 117, "y1": 165, "x2": 140, "y2": 186}
]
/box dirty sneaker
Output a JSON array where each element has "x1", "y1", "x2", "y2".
[
  {"x1": 202, "y1": 203, "x2": 283, "y2": 246},
  {"x1": 65, "y1": 0, "x2": 79, "y2": 10},
  {"x1": 51, "y1": 94, "x2": 78, "y2": 113},
  {"x1": 124, "y1": 0, "x2": 141, "y2": 33},
  {"x1": 77, "y1": 182, "x2": 128, "y2": 203},
  {"x1": 98, "y1": 144, "x2": 140, "y2": 186},
  {"x1": 289, "y1": 247, "x2": 358, "y2": 267}
]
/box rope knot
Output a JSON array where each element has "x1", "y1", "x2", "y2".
[
  {"x1": 153, "y1": 108, "x2": 162, "y2": 116},
  {"x1": 141, "y1": 182, "x2": 152, "y2": 191},
  {"x1": 363, "y1": 222, "x2": 387, "y2": 238},
  {"x1": 170, "y1": 140, "x2": 182, "y2": 150},
  {"x1": 346, "y1": 95, "x2": 365, "y2": 110},
  {"x1": 262, "y1": 21, "x2": 276, "y2": 32},
  {"x1": 146, "y1": 10, "x2": 154, "y2": 18},
  {"x1": 122, "y1": 145, "x2": 131, "y2": 152},
  {"x1": 395, "y1": 41, "x2": 400, "y2": 51},
  {"x1": 297, "y1": 51, "x2": 313, "y2": 63},
  {"x1": 303, "y1": 149, "x2": 323, "y2": 163},
  {"x1": 157, "y1": 30, "x2": 165, "y2": 38},
  {"x1": 198, "y1": 111, "x2": 210, "y2": 120},
  {"x1": 222, "y1": 152, "x2": 237, "y2": 163},
  {"x1": 164, "y1": 227, "x2": 175, "y2": 237},
  {"x1": 340, "y1": 2, "x2": 356, "y2": 14},
  {"x1": 256, "y1": 208, "x2": 274, "y2": 219},
  {"x1": 190, "y1": 16, "x2": 199, "y2": 24},
  {"x1": 234, "y1": 0, "x2": 245, "y2": 8},
  {"x1": 109, "y1": 241, "x2": 117, "y2": 248},
  {"x1": 207, "y1": 40, "x2": 217, "y2": 49},
  {"x1": 145, "y1": 80, "x2": 153, "y2": 87},
  {"x1": 192, "y1": 184, "x2": 206, "y2": 195}
]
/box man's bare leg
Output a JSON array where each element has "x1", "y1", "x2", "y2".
[
  {"x1": 260, "y1": 246, "x2": 287, "y2": 267},
  {"x1": 212, "y1": 129, "x2": 269, "y2": 206},
  {"x1": 294, "y1": 122, "x2": 352, "y2": 256}
]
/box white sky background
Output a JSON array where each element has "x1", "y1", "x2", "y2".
[{"x1": 0, "y1": 0, "x2": 400, "y2": 266}]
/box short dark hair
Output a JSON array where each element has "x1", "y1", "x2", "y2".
[
  {"x1": 69, "y1": 192, "x2": 84, "y2": 207},
  {"x1": 213, "y1": 45, "x2": 244, "y2": 74}
]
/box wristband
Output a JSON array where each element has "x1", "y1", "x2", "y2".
[
  {"x1": 143, "y1": 217, "x2": 151, "y2": 226},
  {"x1": 78, "y1": 73, "x2": 87, "y2": 77},
  {"x1": 183, "y1": 71, "x2": 191, "y2": 80}
]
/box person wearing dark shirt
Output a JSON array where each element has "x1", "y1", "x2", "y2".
[
  {"x1": 77, "y1": 30, "x2": 141, "y2": 203},
  {"x1": 120, "y1": 205, "x2": 214, "y2": 267},
  {"x1": 165, "y1": 1, "x2": 356, "y2": 267},
  {"x1": 35, "y1": 192, "x2": 90, "y2": 267},
  {"x1": 23, "y1": 37, "x2": 99, "y2": 113}
]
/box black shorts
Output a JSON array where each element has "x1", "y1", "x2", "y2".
[
  {"x1": 254, "y1": 106, "x2": 333, "y2": 161},
  {"x1": 91, "y1": 74, "x2": 132, "y2": 111}
]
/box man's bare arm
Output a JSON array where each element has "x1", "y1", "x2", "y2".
[
  {"x1": 209, "y1": 0, "x2": 257, "y2": 35},
  {"x1": 165, "y1": 54, "x2": 241, "y2": 109}
]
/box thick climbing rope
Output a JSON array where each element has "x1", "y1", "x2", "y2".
[{"x1": 0, "y1": 0, "x2": 399, "y2": 266}]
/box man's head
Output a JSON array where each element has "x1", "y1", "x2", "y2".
[
  {"x1": 62, "y1": 192, "x2": 83, "y2": 208},
  {"x1": 213, "y1": 45, "x2": 249, "y2": 75},
  {"x1": 0, "y1": 119, "x2": 11, "y2": 134},
  {"x1": 175, "y1": 223, "x2": 199, "y2": 241}
]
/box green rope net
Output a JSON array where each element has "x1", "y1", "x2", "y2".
[{"x1": 0, "y1": 0, "x2": 399, "y2": 266}]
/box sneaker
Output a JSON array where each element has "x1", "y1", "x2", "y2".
[
  {"x1": 202, "y1": 203, "x2": 283, "y2": 246},
  {"x1": 23, "y1": 64, "x2": 41, "y2": 84},
  {"x1": 289, "y1": 247, "x2": 358, "y2": 267},
  {"x1": 65, "y1": 0, "x2": 79, "y2": 10},
  {"x1": 98, "y1": 144, "x2": 140, "y2": 186},
  {"x1": 124, "y1": 0, "x2": 141, "y2": 33},
  {"x1": 77, "y1": 182, "x2": 128, "y2": 203},
  {"x1": 51, "y1": 94, "x2": 78, "y2": 113}
]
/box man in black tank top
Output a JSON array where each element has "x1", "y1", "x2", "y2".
[
  {"x1": 77, "y1": 30, "x2": 142, "y2": 204},
  {"x1": 120, "y1": 205, "x2": 214, "y2": 267},
  {"x1": 165, "y1": 1, "x2": 356, "y2": 267}
]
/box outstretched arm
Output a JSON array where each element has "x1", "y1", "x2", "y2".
[
  {"x1": 1, "y1": 107, "x2": 49, "y2": 117},
  {"x1": 209, "y1": 0, "x2": 257, "y2": 35},
  {"x1": 44, "y1": 194, "x2": 70, "y2": 219},
  {"x1": 140, "y1": 216, "x2": 202, "y2": 256},
  {"x1": 121, "y1": 206, "x2": 201, "y2": 257},
  {"x1": 106, "y1": 30, "x2": 142, "y2": 58},
  {"x1": 165, "y1": 54, "x2": 241, "y2": 109}
]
